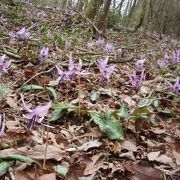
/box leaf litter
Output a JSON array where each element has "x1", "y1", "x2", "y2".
[{"x1": 0, "y1": 1, "x2": 180, "y2": 179}]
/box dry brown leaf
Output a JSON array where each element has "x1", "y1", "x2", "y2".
[
  {"x1": 78, "y1": 139, "x2": 102, "y2": 151},
  {"x1": 126, "y1": 163, "x2": 162, "y2": 180},
  {"x1": 147, "y1": 151, "x2": 160, "y2": 161},
  {"x1": 121, "y1": 140, "x2": 137, "y2": 152},
  {"x1": 123, "y1": 96, "x2": 136, "y2": 106},
  {"x1": 38, "y1": 173, "x2": 56, "y2": 180},
  {"x1": 113, "y1": 140, "x2": 121, "y2": 154},
  {"x1": 172, "y1": 140, "x2": 180, "y2": 165},
  {"x1": 83, "y1": 153, "x2": 105, "y2": 176},
  {"x1": 0, "y1": 145, "x2": 65, "y2": 161},
  {"x1": 6, "y1": 96, "x2": 19, "y2": 110},
  {"x1": 155, "y1": 154, "x2": 175, "y2": 168}
]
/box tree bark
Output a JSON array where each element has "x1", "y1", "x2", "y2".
[{"x1": 95, "y1": 0, "x2": 112, "y2": 35}]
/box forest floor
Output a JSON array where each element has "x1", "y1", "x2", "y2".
[{"x1": 0, "y1": 2, "x2": 180, "y2": 180}]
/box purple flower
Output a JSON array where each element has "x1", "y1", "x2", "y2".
[
  {"x1": 158, "y1": 52, "x2": 169, "y2": 68},
  {"x1": 135, "y1": 59, "x2": 145, "y2": 70},
  {"x1": 104, "y1": 43, "x2": 114, "y2": 53},
  {"x1": 0, "y1": 114, "x2": 5, "y2": 137},
  {"x1": 16, "y1": 27, "x2": 30, "y2": 40},
  {"x1": 39, "y1": 47, "x2": 49, "y2": 63},
  {"x1": 21, "y1": 0, "x2": 31, "y2": 4},
  {"x1": 98, "y1": 57, "x2": 115, "y2": 82},
  {"x1": 0, "y1": 54, "x2": 11, "y2": 77},
  {"x1": 56, "y1": 65, "x2": 70, "y2": 83},
  {"x1": 96, "y1": 38, "x2": 105, "y2": 47},
  {"x1": 166, "y1": 78, "x2": 180, "y2": 95},
  {"x1": 129, "y1": 69, "x2": 146, "y2": 89},
  {"x1": 172, "y1": 50, "x2": 180, "y2": 65},
  {"x1": 21, "y1": 95, "x2": 51, "y2": 130}
]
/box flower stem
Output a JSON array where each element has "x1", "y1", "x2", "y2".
[
  {"x1": 43, "y1": 118, "x2": 49, "y2": 169},
  {"x1": 78, "y1": 76, "x2": 81, "y2": 116}
]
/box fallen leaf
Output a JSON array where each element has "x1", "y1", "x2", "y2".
[
  {"x1": 123, "y1": 96, "x2": 136, "y2": 106},
  {"x1": 113, "y1": 140, "x2": 121, "y2": 154},
  {"x1": 172, "y1": 140, "x2": 180, "y2": 165},
  {"x1": 78, "y1": 140, "x2": 102, "y2": 151},
  {"x1": 0, "y1": 145, "x2": 65, "y2": 161},
  {"x1": 38, "y1": 173, "x2": 56, "y2": 180},
  {"x1": 155, "y1": 154, "x2": 175, "y2": 168},
  {"x1": 126, "y1": 163, "x2": 163, "y2": 180},
  {"x1": 121, "y1": 140, "x2": 137, "y2": 152},
  {"x1": 6, "y1": 96, "x2": 19, "y2": 110},
  {"x1": 147, "y1": 151, "x2": 161, "y2": 161}
]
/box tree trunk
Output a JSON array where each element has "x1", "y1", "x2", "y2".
[
  {"x1": 95, "y1": 0, "x2": 112, "y2": 36},
  {"x1": 85, "y1": 0, "x2": 103, "y2": 20},
  {"x1": 60, "y1": 0, "x2": 68, "y2": 9}
]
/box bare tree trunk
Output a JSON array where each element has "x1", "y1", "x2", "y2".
[
  {"x1": 125, "y1": 0, "x2": 180, "y2": 38},
  {"x1": 95, "y1": 0, "x2": 112, "y2": 35},
  {"x1": 60, "y1": 0, "x2": 68, "y2": 9},
  {"x1": 85, "y1": 0, "x2": 103, "y2": 20}
]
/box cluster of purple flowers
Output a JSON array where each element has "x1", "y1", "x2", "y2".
[
  {"x1": 166, "y1": 78, "x2": 180, "y2": 95},
  {"x1": 158, "y1": 50, "x2": 180, "y2": 68},
  {"x1": 87, "y1": 38, "x2": 122, "y2": 56},
  {"x1": 15, "y1": 27, "x2": 49, "y2": 63},
  {"x1": 56, "y1": 55, "x2": 91, "y2": 83},
  {"x1": 0, "y1": 54, "x2": 11, "y2": 78},
  {"x1": 129, "y1": 59, "x2": 146, "y2": 89}
]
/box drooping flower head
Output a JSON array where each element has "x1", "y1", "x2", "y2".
[
  {"x1": 135, "y1": 59, "x2": 145, "y2": 70},
  {"x1": 104, "y1": 43, "x2": 114, "y2": 53},
  {"x1": 0, "y1": 54, "x2": 11, "y2": 78},
  {"x1": 172, "y1": 50, "x2": 180, "y2": 65},
  {"x1": 0, "y1": 114, "x2": 5, "y2": 138},
  {"x1": 96, "y1": 38, "x2": 105, "y2": 47},
  {"x1": 98, "y1": 57, "x2": 115, "y2": 82},
  {"x1": 166, "y1": 77, "x2": 180, "y2": 95},
  {"x1": 39, "y1": 47, "x2": 49, "y2": 63},
  {"x1": 158, "y1": 52, "x2": 169, "y2": 68},
  {"x1": 56, "y1": 65, "x2": 70, "y2": 83},
  {"x1": 21, "y1": 95, "x2": 51, "y2": 130},
  {"x1": 16, "y1": 27, "x2": 30, "y2": 40},
  {"x1": 129, "y1": 69, "x2": 146, "y2": 89}
]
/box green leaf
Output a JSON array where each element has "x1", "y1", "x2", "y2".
[
  {"x1": 0, "y1": 154, "x2": 40, "y2": 166},
  {"x1": 89, "y1": 111, "x2": 124, "y2": 140},
  {"x1": 0, "y1": 84, "x2": 9, "y2": 100},
  {"x1": 53, "y1": 165, "x2": 68, "y2": 177},
  {"x1": 138, "y1": 97, "x2": 157, "y2": 108},
  {"x1": 50, "y1": 109, "x2": 66, "y2": 122},
  {"x1": 130, "y1": 108, "x2": 153, "y2": 121},
  {"x1": 0, "y1": 161, "x2": 10, "y2": 177},
  {"x1": 53, "y1": 103, "x2": 77, "y2": 110},
  {"x1": 117, "y1": 104, "x2": 129, "y2": 118},
  {"x1": 20, "y1": 85, "x2": 44, "y2": 91},
  {"x1": 45, "y1": 87, "x2": 58, "y2": 101},
  {"x1": 90, "y1": 90, "x2": 100, "y2": 102},
  {"x1": 20, "y1": 85, "x2": 58, "y2": 101}
]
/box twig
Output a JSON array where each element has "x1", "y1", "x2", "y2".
[{"x1": 21, "y1": 66, "x2": 55, "y2": 86}]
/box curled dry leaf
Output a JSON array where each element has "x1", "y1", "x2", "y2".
[
  {"x1": 147, "y1": 151, "x2": 161, "y2": 161},
  {"x1": 0, "y1": 145, "x2": 65, "y2": 161},
  {"x1": 77, "y1": 139, "x2": 102, "y2": 151},
  {"x1": 121, "y1": 140, "x2": 137, "y2": 152},
  {"x1": 125, "y1": 162, "x2": 163, "y2": 180}
]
